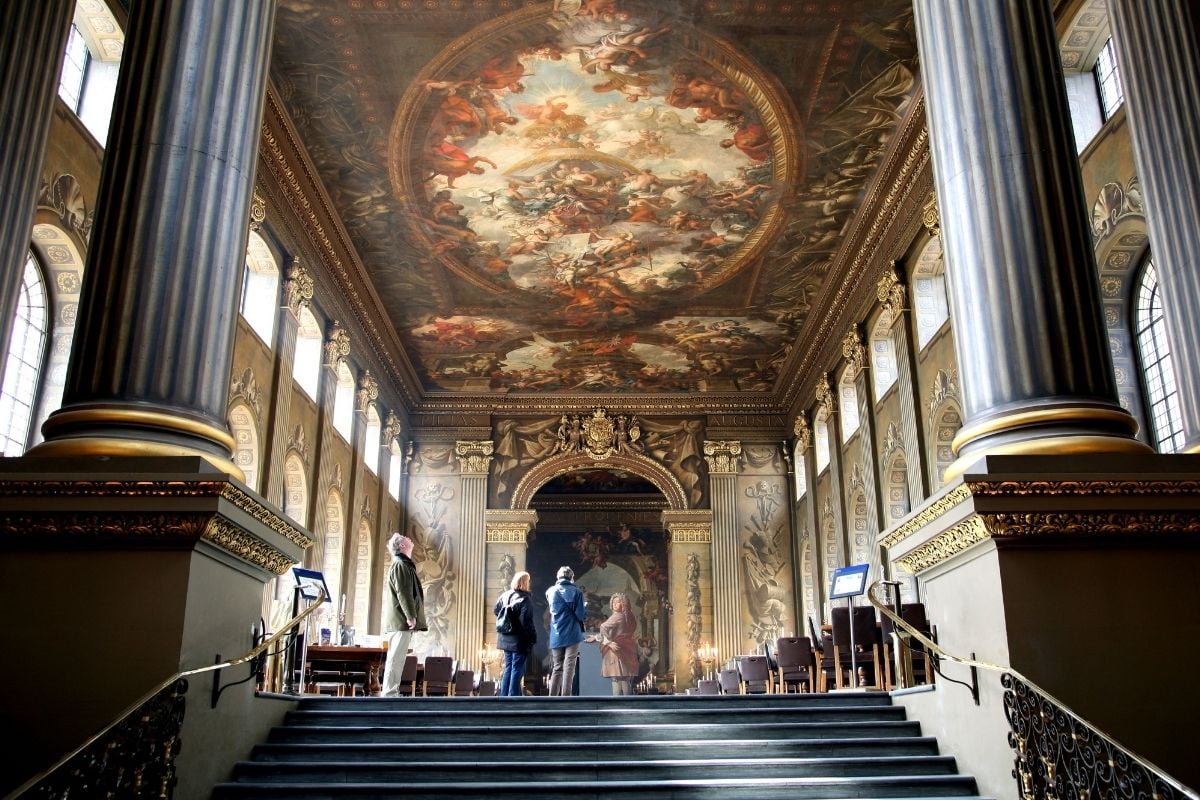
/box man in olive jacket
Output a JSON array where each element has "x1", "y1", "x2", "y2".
[{"x1": 381, "y1": 532, "x2": 426, "y2": 696}]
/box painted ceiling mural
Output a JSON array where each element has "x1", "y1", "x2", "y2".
[{"x1": 271, "y1": 0, "x2": 918, "y2": 395}]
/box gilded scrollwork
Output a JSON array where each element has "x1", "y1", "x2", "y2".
[
  {"x1": 355, "y1": 370, "x2": 379, "y2": 413},
  {"x1": 485, "y1": 524, "x2": 530, "y2": 543},
  {"x1": 203, "y1": 517, "x2": 296, "y2": 574},
  {"x1": 323, "y1": 322, "x2": 351, "y2": 368},
  {"x1": 879, "y1": 483, "x2": 972, "y2": 549},
  {"x1": 667, "y1": 522, "x2": 712, "y2": 543},
  {"x1": 283, "y1": 259, "x2": 314, "y2": 316},
  {"x1": 841, "y1": 327, "x2": 866, "y2": 378},
  {"x1": 921, "y1": 193, "x2": 940, "y2": 239},
  {"x1": 876, "y1": 262, "x2": 906, "y2": 320},
  {"x1": 793, "y1": 413, "x2": 811, "y2": 450},
  {"x1": 815, "y1": 373, "x2": 835, "y2": 416},
  {"x1": 894, "y1": 516, "x2": 989, "y2": 574},
  {"x1": 553, "y1": 408, "x2": 642, "y2": 461}
]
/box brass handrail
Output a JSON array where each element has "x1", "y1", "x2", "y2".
[
  {"x1": 4, "y1": 589, "x2": 327, "y2": 800},
  {"x1": 866, "y1": 580, "x2": 1198, "y2": 800}
]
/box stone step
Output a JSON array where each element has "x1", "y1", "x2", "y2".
[
  {"x1": 293, "y1": 693, "x2": 896, "y2": 712},
  {"x1": 229, "y1": 754, "x2": 962, "y2": 783},
  {"x1": 267, "y1": 719, "x2": 923, "y2": 744},
  {"x1": 283, "y1": 704, "x2": 906, "y2": 727},
  {"x1": 247, "y1": 736, "x2": 943, "y2": 763},
  {"x1": 212, "y1": 775, "x2": 981, "y2": 799}
]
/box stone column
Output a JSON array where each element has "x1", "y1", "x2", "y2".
[
  {"x1": 0, "y1": 1, "x2": 73, "y2": 374},
  {"x1": 703, "y1": 440, "x2": 741, "y2": 665},
  {"x1": 912, "y1": 0, "x2": 1149, "y2": 481},
  {"x1": 264, "y1": 259, "x2": 313, "y2": 507},
  {"x1": 32, "y1": 0, "x2": 278, "y2": 479},
  {"x1": 455, "y1": 440, "x2": 493, "y2": 669},
  {"x1": 663, "y1": 510, "x2": 713, "y2": 690},
  {"x1": 1109, "y1": 0, "x2": 1200, "y2": 452},
  {"x1": 842, "y1": 327, "x2": 883, "y2": 578}
]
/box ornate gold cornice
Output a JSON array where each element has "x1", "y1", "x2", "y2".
[
  {"x1": 987, "y1": 511, "x2": 1200, "y2": 538},
  {"x1": 880, "y1": 483, "x2": 972, "y2": 549},
  {"x1": 666, "y1": 522, "x2": 713, "y2": 543},
  {"x1": 485, "y1": 523, "x2": 530, "y2": 543},
  {"x1": 703, "y1": 440, "x2": 742, "y2": 474},
  {"x1": 455, "y1": 440, "x2": 495, "y2": 475},
  {"x1": 203, "y1": 516, "x2": 296, "y2": 574},
  {"x1": 895, "y1": 516, "x2": 987, "y2": 573},
  {"x1": 967, "y1": 479, "x2": 1200, "y2": 497}
]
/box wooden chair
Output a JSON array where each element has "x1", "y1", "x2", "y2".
[
  {"x1": 695, "y1": 678, "x2": 719, "y2": 695},
  {"x1": 738, "y1": 655, "x2": 772, "y2": 694},
  {"x1": 422, "y1": 656, "x2": 454, "y2": 696},
  {"x1": 476, "y1": 679, "x2": 496, "y2": 696},
  {"x1": 452, "y1": 668, "x2": 475, "y2": 696},
  {"x1": 774, "y1": 636, "x2": 817, "y2": 693},
  {"x1": 832, "y1": 606, "x2": 882, "y2": 689},
  {"x1": 717, "y1": 667, "x2": 741, "y2": 695},
  {"x1": 395, "y1": 654, "x2": 418, "y2": 696}
]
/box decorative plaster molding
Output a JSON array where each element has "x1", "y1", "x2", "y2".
[
  {"x1": 841, "y1": 327, "x2": 865, "y2": 378},
  {"x1": 356, "y1": 370, "x2": 379, "y2": 413},
  {"x1": 288, "y1": 424, "x2": 310, "y2": 466},
  {"x1": 793, "y1": 413, "x2": 811, "y2": 449},
  {"x1": 815, "y1": 373, "x2": 835, "y2": 416},
  {"x1": 284, "y1": 259, "x2": 315, "y2": 316},
  {"x1": 666, "y1": 522, "x2": 713, "y2": 543},
  {"x1": 485, "y1": 524, "x2": 530, "y2": 543},
  {"x1": 512, "y1": 450, "x2": 689, "y2": 511},
  {"x1": 879, "y1": 483, "x2": 972, "y2": 549},
  {"x1": 229, "y1": 367, "x2": 263, "y2": 420},
  {"x1": 876, "y1": 262, "x2": 906, "y2": 320},
  {"x1": 382, "y1": 412, "x2": 403, "y2": 448},
  {"x1": 895, "y1": 515, "x2": 988, "y2": 573},
  {"x1": 249, "y1": 190, "x2": 267, "y2": 231},
  {"x1": 324, "y1": 323, "x2": 351, "y2": 368}
]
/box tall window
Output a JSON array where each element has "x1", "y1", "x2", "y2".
[
  {"x1": 839, "y1": 369, "x2": 860, "y2": 442},
  {"x1": 240, "y1": 232, "x2": 279, "y2": 347},
  {"x1": 387, "y1": 440, "x2": 404, "y2": 500},
  {"x1": 792, "y1": 440, "x2": 807, "y2": 499},
  {"x1": 58, "y1": 25, "x2": 88, "y2": 112},
  {"x1": 913, "y1": 238, "x2": 950, "y2": 351},
  {"x1": 0, "y1": 254, "x2": 49, "y2": 456},
  {"x1": 814, "y1": 414, "x2": 830, "y2": 473},
  {"x1": 333, "y1": 362, "x2": 355, "y2": 441},
  {"x1": 870, "y1": 317, "x2": 898, "y2": 401},
  {"x1": 57, "y1": 22, "x2": 120, "y2": 145},
  {"x1": 293, "y1": 307, "x2": 322, "y2": 400},
  {"x1": 1094, "y1": 38, "x2": 1125, "y2": 120},
  {"x1": 364, "y1": 405, "x2": 381, "y2": 474},
  {"x1": 1134, "y1": 257, "x2": 1185, "y2": 452}
]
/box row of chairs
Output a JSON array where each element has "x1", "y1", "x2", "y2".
[
  {"x1": 693, "y1": 603, "x2": 934, "y2": 695},
  {"x1": 390, "y1": 655, "x2": 497, "y2": 697}
]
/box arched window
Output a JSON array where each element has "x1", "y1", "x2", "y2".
[
  {"x1": 912, "y1": 238, "x2": 949, "y2": 350},
  {"x1": 814, "y1": 414, "x2": 830, "y2": 473},
  {"x1": 350, "y1": 519, "x2": 372, "y2": 631},
  {"x1": 839, "y1": 368, "x2": 860, "y2": 442},
  {"x1": 1134, "y1": 257, "x2": 1185, "y2": 453},
  {"x1": 0, "y1": 253, "x2": 49, "y2": 456},
  {"x1": 228, "y1": 402, "x2": 261, "y2": 492},
  {"x1": 364, "y1": 405, "x2": 381, "y2": 474},
  {"x1": 333, "y1": 361, "x2": 355, "y2": 441},
  {"x1": 240, "y1": 231, "x2": 279, "y2": 347},
  {"x1": 870, "y1": 315, "x2": 898, "y2": 401},
  {"x1": 293, "y1": 307, "x2": 322, "y2": 400},
  {"x1": 388, "y1": 441, "x2": 404, "y2": 501}
]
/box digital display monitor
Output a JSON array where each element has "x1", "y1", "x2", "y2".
[
  {"x1": 829, "y1": 564, "x2": 869, "y2": 599},
  {"x1": 292, "y1": 567, "x2": 331, "y2": 603}
]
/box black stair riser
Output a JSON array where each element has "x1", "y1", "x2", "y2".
[
  {"x1": 283, "y1": 706, "x2": 907, "y2": 727},
  {"x1": 292, "y1": 694, "x2": 896, "y2": 711},
  {"x1": 247, "y1": 737, "x2": 943, "y2": 763}
]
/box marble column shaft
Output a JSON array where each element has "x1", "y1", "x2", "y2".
[
  {"x1": 0, "y1": 2, "x2": 73, "y2": 382},
  {"x1": 912, "y1": 0, "x2": 1144, "y2": 466},
  {"x1": 455, "y1": 441, "x2": 492, "y2": 667},
  {"x1": 704, "y1": 442, "x2": 742, "y2": 664},
  {"x1": 1109, "y1": 0, "x2": 1200, "y2": 451},
  {"x1": 40, "y1": 0, "x2": 277, "y2": 466}
]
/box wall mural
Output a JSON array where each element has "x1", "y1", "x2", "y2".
[
  {"x1": 526, "y1": 520, "x2": 669, "y2": 684},
  {"x1": 270, "y1": 0, "x2": 918, "y2": 394},
  {"x1": 738, "y1": 445, "x2": 791, "y2": 647}
]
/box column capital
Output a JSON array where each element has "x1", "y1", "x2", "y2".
[
  {"x1": 703, "y1": 440, "x2": 742, "y2": 474},
  {"x1": 283, "y1": 259, "x2": 314, "y2": 316},
  {"x1": 484, "y1": 509, "x2": 538, "y2": 543},
  {"x1": 876, "y1": 263, "x2": 907, "y2": 321},
  {"x1": 382, "y1": 411, "x2": 403, "y2": 447},
  {"x1": 793, "y1": 412, "x2": 811, "y2": 451},
  {"x1": 841, "y1": 326, "x2": 866, "y2": 379},
  {"x1": 921, "y1": 192, "x2": 940, "y2": 239},
  {"x1": 355, "y1": 370, "x2": 379, "y2": 413},
  {"x1": 815, "y1": 373, "x2": 836, "y2": 416},
  {"x1": 249, "y1": 189, "x2": 267, "y2": 232},
  {"x1": 323, "y1": 322, "x2": 351, "y2": 368},
  {"x1": 455, "y1": 440, "x2": 494, "y2": 475}
]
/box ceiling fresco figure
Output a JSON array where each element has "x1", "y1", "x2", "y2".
[{"x1": 270, "y1": 0, "x2": 918, "y2": 395}]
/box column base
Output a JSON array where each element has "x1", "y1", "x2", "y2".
[
  {"x1": 882, "y1": 454, "x2": 1200, "y2": 796},
  {"x1": 0, "y1": 456, "x2": 311, "y2": 797}
]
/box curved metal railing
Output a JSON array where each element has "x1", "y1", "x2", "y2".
[
  {"x1": 5, "y1": 589, "x2": 327, "y2": 800},
  {"x1": 866, "y1": 580, "x2": 1198, "y2": 800}
]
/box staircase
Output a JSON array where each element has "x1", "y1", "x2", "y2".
[{"x1": 212, "y1": 693, "x2": 986, "y2": 799}]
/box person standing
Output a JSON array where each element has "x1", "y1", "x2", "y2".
[
  {"x1": 494, "y1": 571, "x2": 536, "y2": 696},
  {"x1": 597, "y1": 592, "x2": 639, "y2": 695},
  {"x1": 381, "y1": 533, "x2": 426, "y2": 696},
  {"x1": 545, "y1": 565, "x2": 586, "y2": 696}
]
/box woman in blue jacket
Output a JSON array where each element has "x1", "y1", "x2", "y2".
[
  {"x1": 545, "y1": 565, "x2": 587, "y2": 696},
  {"x1": 494, "y1": 571, "x2": 536, "y2": 696}
]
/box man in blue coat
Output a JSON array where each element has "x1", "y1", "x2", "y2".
[{"x1": 545, "y1": 565, "x2": 587, "y2": 696}]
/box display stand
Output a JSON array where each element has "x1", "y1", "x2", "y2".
[
  {"x1": 829, "y1": 564, "x2": 870, "y2": 690},
  {"x1": 285, "y1": 567, "x2": 331, "y2": 695}
]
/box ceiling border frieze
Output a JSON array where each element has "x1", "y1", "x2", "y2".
[
  {"x1": 780, "y1": 93, "x2": 933, "y2": 416},
  {"x1": 259, "y1": 86, "x2": 425, "y2": 410}
]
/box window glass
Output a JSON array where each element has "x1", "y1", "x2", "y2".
[
  {"x1": 388, "y1": 444, "x2": 403, "y2": 500},
  {"x1": 240, "y1": 232, "x2": 279, "y2": 347},
  {"x1": 1134, "y1": 258, "x2": 1185, "y2": 452},
  {"x1": 793, "y1": 440, "x2": 807, "y2": 499},
  {"x1": 293, "y1": 307, "x2": 322, "y2": 400},
  {"x1": 364, "y1": 406, "x2": 381, "y2": 474},
  {"x1": 814, "y1": 416, "x2": 830, "y2": 473},
  {"x1": 0, "y1": 254, "x2": 49, "y2": 456},
  {"x1": 333, "y1": 362, "x2": 355, "y2": 441},
  {"x1": 58, "y1": 25, "x2": 88, "y2": 112},
  {"x1": 839, "y1": 372, "x2": 860, "y2": 441},
  {"x1": 1095, "y1": 38, "x2": 1124, "y2": 120}
]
